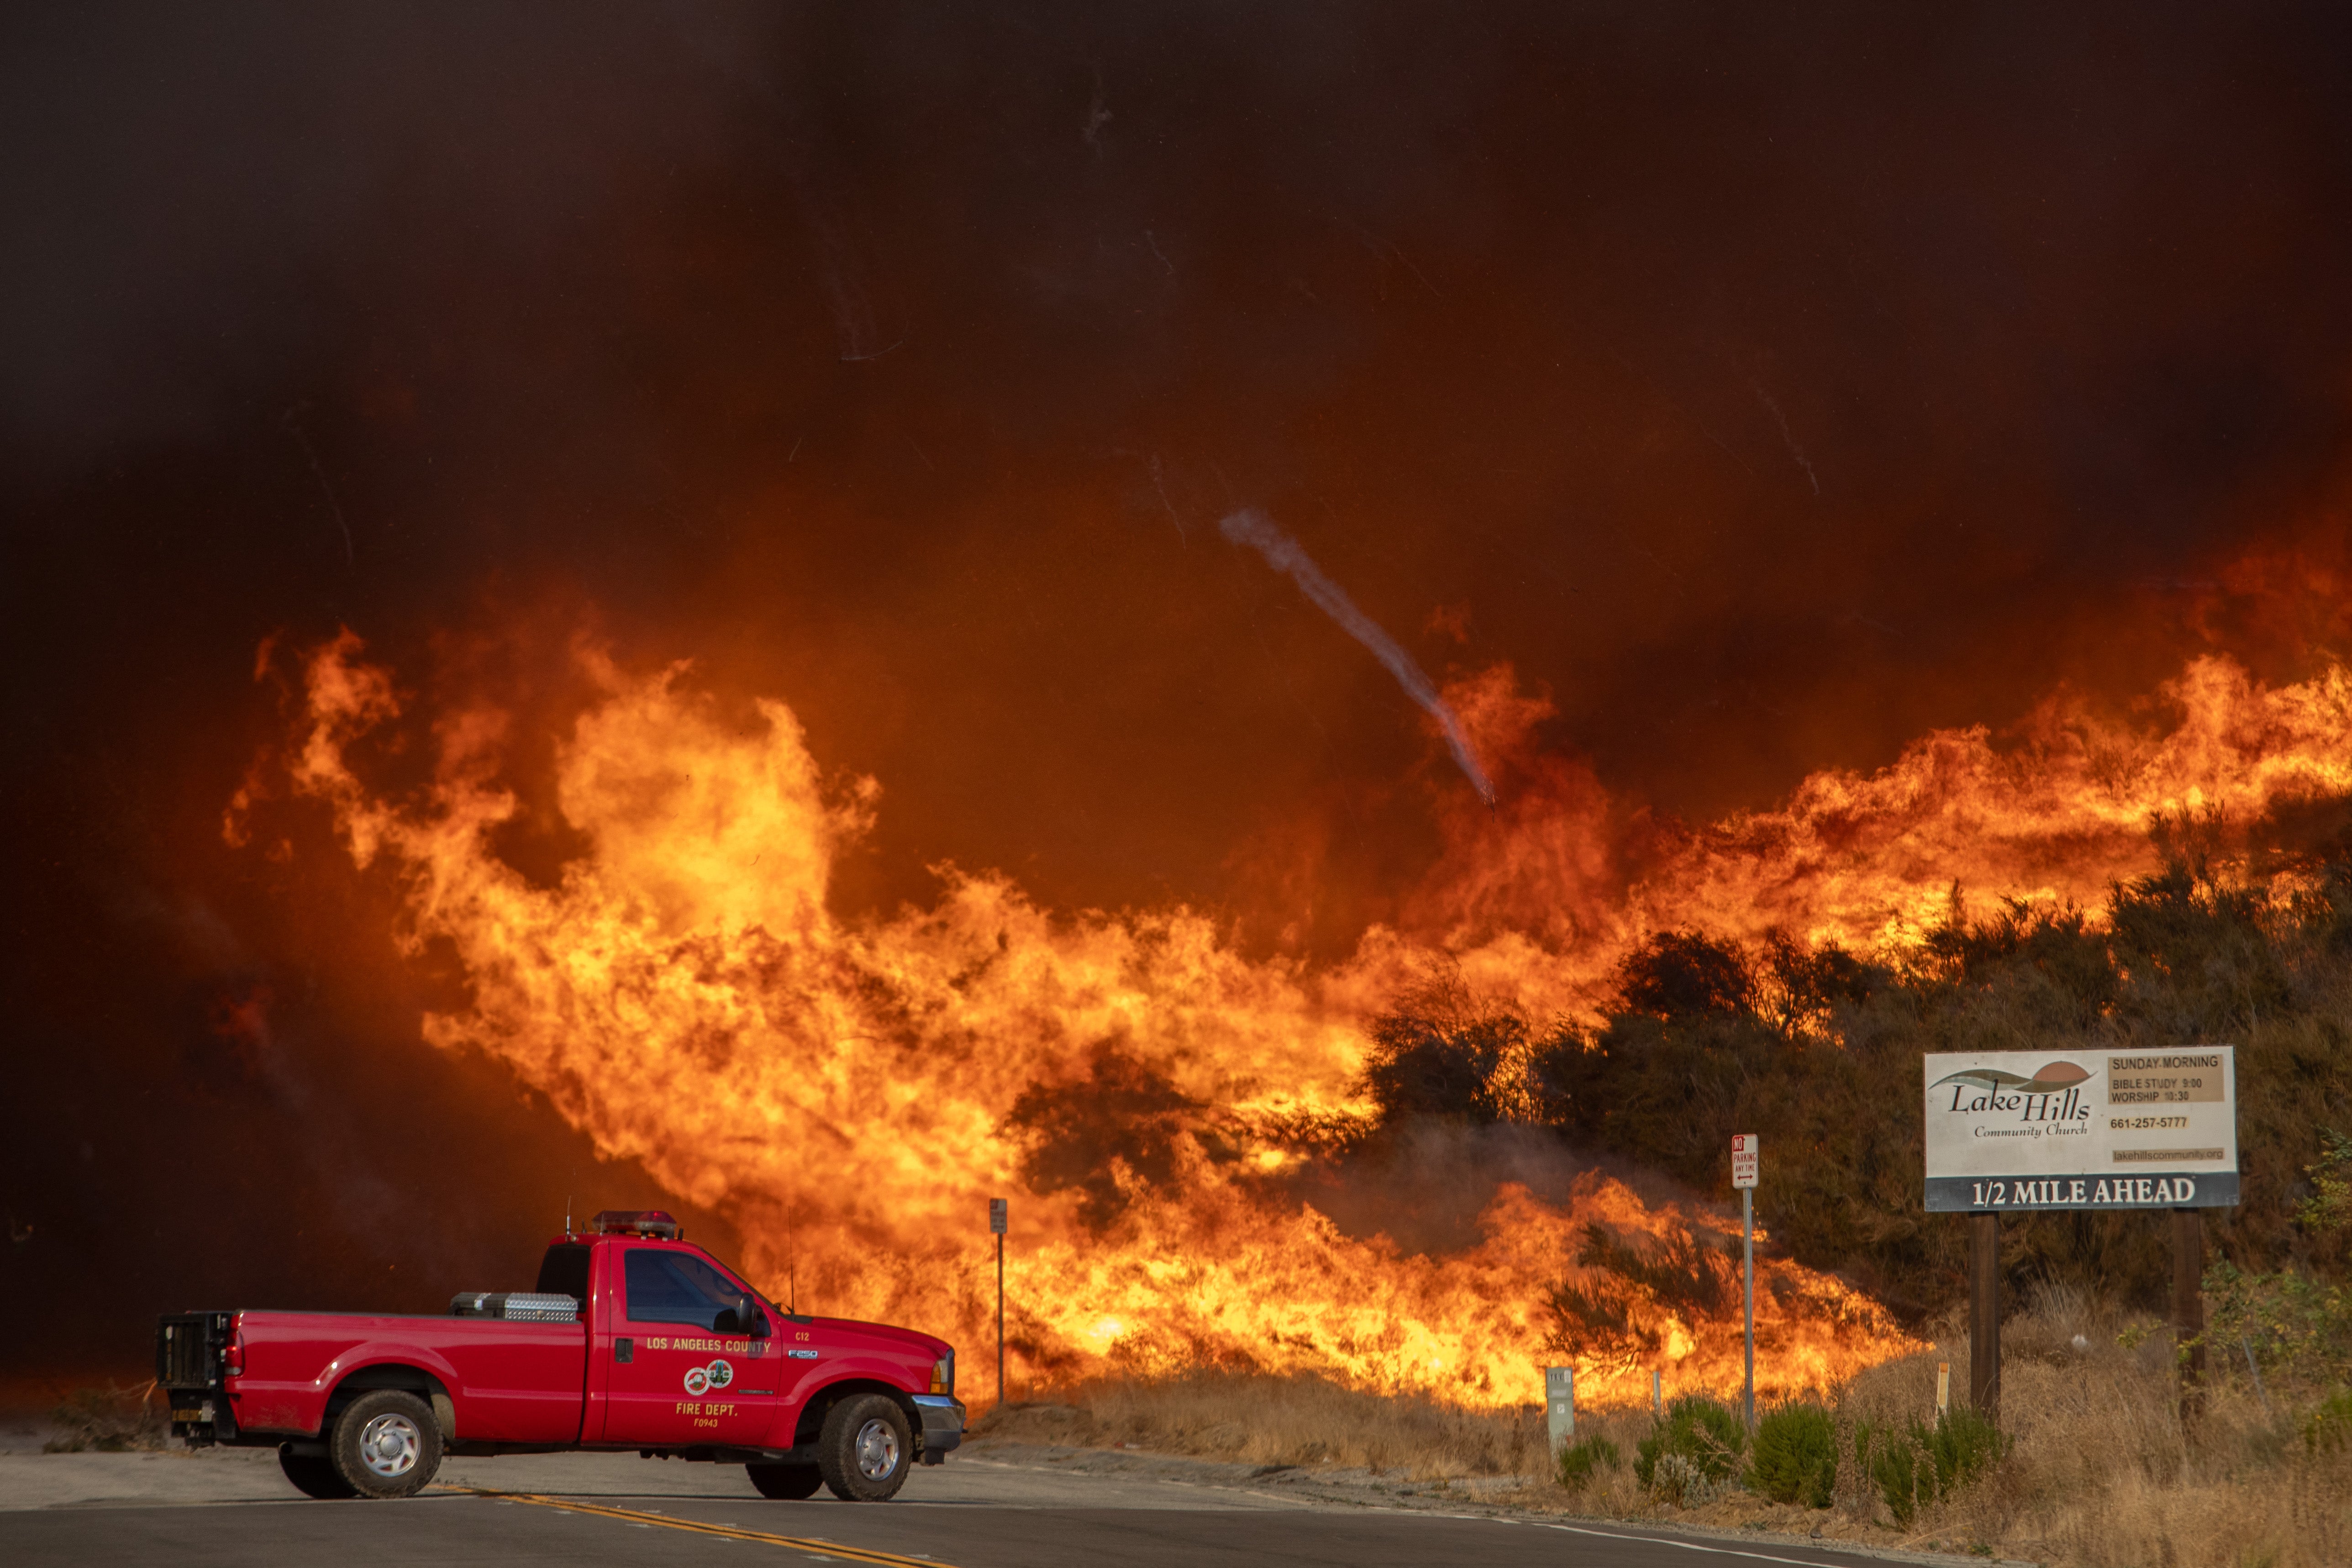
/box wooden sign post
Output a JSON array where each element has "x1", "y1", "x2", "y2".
[
  {"x1": 1969, "y1": 1211, "x2": 1999, "y2": 1417},
  {"x1": 2173, "y1": 1208, "x2": 2206, "y2": 1423}
]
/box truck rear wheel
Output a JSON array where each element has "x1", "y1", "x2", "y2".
[
  {"x1": 279, "y1": 1445, "x2": 358, "y2": 1499},
  {"x1": 328, "y1": 1389, "x2": 443, "y2": 1499},
  {"x1": 746, "y1": 1461, "x2": 823, "y2": 1499},
  {"x1": 815, "y1": 1394, "x2": 911, "y2": 1502}
]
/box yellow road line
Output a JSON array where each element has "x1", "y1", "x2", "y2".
[{"x1": 453, "y1": 1488, "x2": 958, "y2": 1567}]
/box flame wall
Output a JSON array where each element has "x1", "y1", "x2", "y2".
[{"x1": 231, "y1": 626, "x2": 2352, "y2": 1406}]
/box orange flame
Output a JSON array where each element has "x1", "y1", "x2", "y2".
[{"x1": 247, "y1": 631, "x2": 2352, "y2": 1409}]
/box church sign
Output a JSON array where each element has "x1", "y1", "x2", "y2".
[{"x1": 1922, "y1": 1048, "x2": 2239, "y2": 1212}]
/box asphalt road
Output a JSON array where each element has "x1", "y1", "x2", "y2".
[{"x1": 0, "y1": 1445, "x2": 1926, "y2": 1568}]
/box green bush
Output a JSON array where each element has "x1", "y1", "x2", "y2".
[
  {"x1": 2302, "y1": 1390, "x2": 2352, "y2": 1452},
  {"x1": 1557, "y1": 1434, "x2": 1622, "y2": 1487},
  {"x1": 1746, "y1": 1403, "x2": 1838, "y2": 1507},
  {"x1": 1635, "y1": 1394, "x2": 1746, "y2": 1502},
  {"x1": 1856, "y1": 1407, "x2": 2005, "y2": 1525}
]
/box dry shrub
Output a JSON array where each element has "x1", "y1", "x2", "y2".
[
  {"x1": 43, "y1": 1382, "x2": 168, "y2": 1453},
  {"x1": 1831, "y1": 1284, "x2": 2349, "y2": 1567}
]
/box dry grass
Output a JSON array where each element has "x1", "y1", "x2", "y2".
[
  {"x1": 987, "y1": 1284, "x2": 2352, "y2": 1567},
  {"x1": 42, "y1": 1381, "x2": 169, "y2": 1453},
  {"x1": 976, "y1": 1369, "x2": 1547, "y2": 1479}
]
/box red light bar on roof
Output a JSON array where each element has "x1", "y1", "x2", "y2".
[{"x1": 589, "y1": 1209, "x2": 682, "y2": 1239}]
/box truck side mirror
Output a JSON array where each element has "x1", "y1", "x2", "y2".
[{"x1": 719, "y1": 1294, "x2": 769, "y2": 1337}]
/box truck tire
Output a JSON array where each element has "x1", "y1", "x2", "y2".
[
  {"x1": 328, "y1": 1389, "x2": 443, "y2": 1499},
  {"x1": 279, "y1": 1445, "x2": 358, "y2": 1499},
  {"x1": 746, "y1": 1461, "x2": 823, "y2": 1499},
  {"x1": 815, "y1": 1394, "x2": 911, "y2": 1502}
]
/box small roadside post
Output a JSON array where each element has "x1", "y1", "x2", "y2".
[
  {"x1": 1544, "y1": 1366, "x2": 1575, "y2": 1458},
  {"x1": 989, "y1": 1197, "x2": 1008, "y2": 1408},
  {"x1": 1731, "y1": 1133, "x2": 1758, "y2": 1431}
]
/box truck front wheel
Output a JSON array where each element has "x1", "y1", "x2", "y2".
[
  {"x1": 746, "y1": 1461, "x2": 823, "y2": 1499},
  {"x1": 328, "y1": 1389, "x2": 443, "y2": 1499},
  {"x1": 815, "y1": 1394, "x2": 912, "y2": 1501}
]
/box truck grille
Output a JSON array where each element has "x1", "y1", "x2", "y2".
[{"x1": 156, "y1": 1313, "x2": 230, "y2": 1389}]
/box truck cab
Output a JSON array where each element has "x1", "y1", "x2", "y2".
[{"x1": 157, "y1": 1209, "x2": 963, "y2": 1502}]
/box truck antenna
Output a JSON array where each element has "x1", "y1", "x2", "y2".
[{"x1": 564, "y1": 1194, "x2": 572, "y2": 1238}]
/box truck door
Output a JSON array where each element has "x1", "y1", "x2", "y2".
[{"x1": 600, "y1": 1242, "x2": 781, "y2": 1448}]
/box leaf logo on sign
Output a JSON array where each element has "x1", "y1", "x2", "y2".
[{"x1": 1931, "y1": 1059, "x2": 2093, "y2": 1098}]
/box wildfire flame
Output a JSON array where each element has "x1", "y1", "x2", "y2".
[{"x1": 237, "y1": 630, "x2": 2352, "y2": 1410}]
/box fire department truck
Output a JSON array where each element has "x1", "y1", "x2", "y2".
[{"x1": 154, "y1": 1210, "x2": 963, "y2": 1501}]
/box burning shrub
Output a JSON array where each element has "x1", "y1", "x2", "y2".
[
  {"x1": 1358, "y1": 979, "x2": 1531, "y2": 1126},
  {"x1": 1542, "y1": 1221, "x2": 1740, "y2": 1362},
  {"x1": 43, "y1": 1383, "x2": 168, "y2": 1453},
  {"x1": 1615, "y1": 930, "x2": 1755, "y2": 1020},
  {"x1": 1001, "y1": 1041, "x2": 1218, "y2": 1231},
  {"x1": 1633, "y1": 1394, "x2": 1745, "y2": 1504},
  {"x1": 1744, "y1": 1402, "x2": 1838, "y2": 1507}
]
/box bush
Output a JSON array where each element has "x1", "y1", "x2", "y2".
[
  {"x1": 1746, "y1": 1402, "x2": 1837, "y2": 1507},
  {"x1": 1856, "y1": 1407, "x2": 2005, "y2": 1525},
  {"x1": 2303, "y1": 1390, "x2": 2352, "y2": 1453},
  {"x1": 1635, "y1": 1394, "x2": 1745, "y2": 1503},
  {"x1": 43, "y1": 1383, "x2": 168, "y2": 1453},
  {"x1": 1557, "y1": 1434, "x2": 1621, "y2": 1487}
]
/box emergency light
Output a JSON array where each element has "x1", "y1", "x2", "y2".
[{"x1": 589, "y1": 1209, "x2": 682, "y2": 1239}]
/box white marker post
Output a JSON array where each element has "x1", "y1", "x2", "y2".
[
  {"x1": 1731, "y1": 1134, "x2": 1759, "y2": 1430},
  {"x1": 989, "y1": 1198, "x2": 1009, "y2": 1408},
  {"x1": 1544, "y1": 1366, "x2": 1576, "y2": 1455}
]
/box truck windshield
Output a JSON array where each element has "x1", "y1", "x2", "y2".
[{"x1": 622, "y1": 1247, "x2": 758, "y2": 1331}]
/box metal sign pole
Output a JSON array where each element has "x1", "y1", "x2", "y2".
[
  {"x1": 989, "y1": 1198, "x2": 1008, "y2": 1409},
  {"x1": 1742, "y1": 1184, "x2": 1755, "y2": 1430},
  {"x1": 1731, "y1": 1134, "x2": 1757, "y2": 1430}
]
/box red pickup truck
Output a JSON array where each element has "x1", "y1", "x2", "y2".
[{"x1": 154, "y1": 1210, "x2": 963, "y2": 1502}]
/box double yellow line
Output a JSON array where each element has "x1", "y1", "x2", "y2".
[{"x1": 454, "y1": 1488, "x2": 957, "y2": 1566}]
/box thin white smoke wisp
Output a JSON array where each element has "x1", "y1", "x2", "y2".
[{"x1": 1220, "y1": 507, "x2": 1497, "y2": 805}]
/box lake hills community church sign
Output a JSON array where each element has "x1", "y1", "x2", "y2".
[{"x1": 1922, "y1": 1048, "x2": 2240, "y2": 1212}]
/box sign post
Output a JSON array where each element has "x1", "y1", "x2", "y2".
[
  {"x1": 989, "y1": 1198, "x2": 1008, "y2": 1408},
  {"x1": 1923, "y1": 1047, "x2": 2240, "y2": 1423},
  {"x1": 1544, "y1": 1366, "x2": 1576, "y2": 1455},
  {"x1": 1731, "y1": 1134, "x2": 1758, "y2": 1430}
]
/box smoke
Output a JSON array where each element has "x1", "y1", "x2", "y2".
[{"x1": 1221, "y1": 507, "x2": 1497, "y2": 805}]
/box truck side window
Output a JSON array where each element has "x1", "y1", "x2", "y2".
[
  {"x1": 621, "y1": 1248, "x2": 763, "y2": 1332},
  {"x1": 536, "y1": 1243, "x2": 592, "y2": 1300}
]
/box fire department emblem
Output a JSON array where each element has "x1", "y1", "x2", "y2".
[
  {"x1": 705, "y1": 1358, "x2": 733, "y2": 1389},
  {"x1": 682, "y1": 1366, "x2": 711, "y2": 1396}
]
